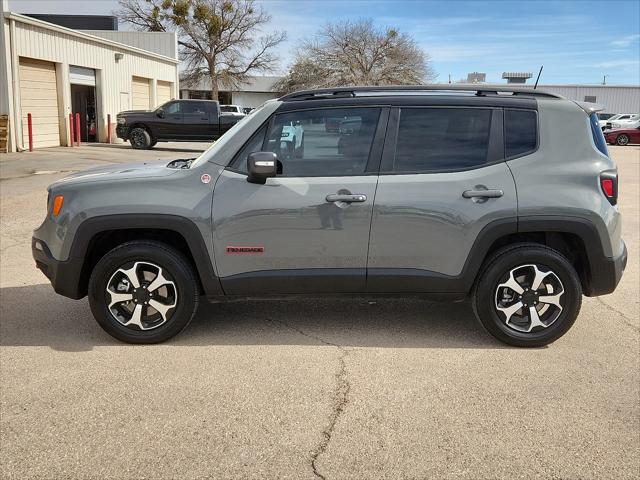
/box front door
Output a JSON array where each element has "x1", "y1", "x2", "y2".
[
  {"x1": 212, "y1": 106, "x2": 388, "y2": 294},
  {"x1": 153, "y1": 101, "x2": 183, "y2": 139},
  {"x1": 367, "y1": 106, "x2": 519, "y2": 292}
]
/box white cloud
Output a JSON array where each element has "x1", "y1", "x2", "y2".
[
  {"x1": 592, "y1": 59, "x2": 640, "y2": 68},
  {"x1": 609, "y1": 34, "x2": 640, "y2": 47}
]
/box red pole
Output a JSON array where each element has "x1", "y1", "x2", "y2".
[
  {"x1": 27, "y1": 113, "x2": 33, "y2": 152},
  {"x1": 68, "y1": 113, "x2": 75, "y2": 147},
  {"x1": 107, "y1": 114, "x2": 112, "y2": 144},
  {"x1": 75, "y1": 113, "x2": 81, "y2": 146}
]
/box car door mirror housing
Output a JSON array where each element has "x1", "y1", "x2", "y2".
[
  {"x1": 247, "y1": 152, "x2": 278, "y2": 184},
  {"x1": 156, "y1": 109, "x2": 165, "y2": 118}
]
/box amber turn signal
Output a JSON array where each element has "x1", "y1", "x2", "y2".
[{"x1": 52, "y1": 195, "x2": 64, "y2": 216}]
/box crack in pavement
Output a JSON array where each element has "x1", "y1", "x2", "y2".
[
  {"x1": 596, "y1": 297, "x2": 639, "y2": 331},
  {"x1": 219, "y1": 307, "x2": 351, "y2": 480}
]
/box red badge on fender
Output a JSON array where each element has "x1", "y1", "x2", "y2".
[{"x1": 201, "y1": 174, "x2": 211, "y2": 184}]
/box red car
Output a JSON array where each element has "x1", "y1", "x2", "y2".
[{"x1": 604, "y1": 126, "x2": 640, "y2": 146}]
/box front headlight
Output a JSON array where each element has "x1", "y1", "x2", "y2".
[
  {"x1": 281, "y1": 131, "x2": 290, "y2": 137},
  {"x1": 117, "y1": 117, "x2": 126, "y2": 125}
]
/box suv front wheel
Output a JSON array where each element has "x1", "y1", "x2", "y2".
[
  {"x1": 88, "y1": 241, "x2": 199, "y2": 343},
  {"x1": 472, "y1": 244, "x2": 582, "y2": 347},
  {"x1": 129, "y1": 127, "x2": 152, "y2": 149}
]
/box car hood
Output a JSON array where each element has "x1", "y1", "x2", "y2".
[
  {"x1": 51, "y1": 161, "x2": 179, "y2": 187},
  {"x1": 118, "y1": 110, "x2": 154, "y2": 116}
]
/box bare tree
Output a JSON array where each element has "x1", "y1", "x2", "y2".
[
  {"x1": 117, "y1": 0, "x2": 286, "y2": 99},
  {"x1": 277, "y1": 19, "x2": 435, "y2": 93}
]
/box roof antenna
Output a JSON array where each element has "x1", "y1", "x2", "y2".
[{"x1": 533, "y1": 65, "x2": 543, "y2": 89}]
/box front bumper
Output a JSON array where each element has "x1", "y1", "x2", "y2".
[
  {"x1": 32, "y1": 237, "x2": 85, "y2": 299},
  {"x1": 585, "y1": 241, "x2": 627, "y2": 296},
  {"x1": 116, "y1": 124, "x2": 129, "y2": 140}
]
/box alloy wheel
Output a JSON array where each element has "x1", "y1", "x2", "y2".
[
  {"x1": 494, "y1": 264, "x2": 564, "y2": 333},
  {"x1": 105, "y1": 261, "x2": 178, "y2": 330}
]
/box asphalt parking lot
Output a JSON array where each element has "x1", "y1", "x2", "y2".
[{"x1": 1, "y1": 143, "x2": 638, "y2": 479}]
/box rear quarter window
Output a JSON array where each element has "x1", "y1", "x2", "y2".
[
  {"x1": 589, "y1": 113, "x2": 609, "y2": 156},
  {"x1": 505, "y1": 109, "x2": 537, "y2": 158}
]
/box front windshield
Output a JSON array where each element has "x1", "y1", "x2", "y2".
[{"x1": 190, "y1": 101, "x2": 276, "y2": 168}]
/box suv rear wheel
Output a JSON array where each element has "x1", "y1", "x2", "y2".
[
  {"x1": 88, "y1": 241, "x2": 199, "y2": 344},
  {"x1": 472, "y1": 244, "x2": 582, "y2": 347}
]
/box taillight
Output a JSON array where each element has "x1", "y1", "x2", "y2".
[{"x1": 600, "y1": 172, "x2": 618, "y2": 206}]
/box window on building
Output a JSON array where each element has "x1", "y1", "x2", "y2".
[
  {"x1": 394, "y1": 108, "x2": 492, "y2": 172},
  {"x1": 584, "y1": 95, "x2": 597, "y2": 103},
  {"x1": 505, "y1": 109, "x2": 538, "y2": 158}
]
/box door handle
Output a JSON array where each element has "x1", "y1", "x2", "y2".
[
  {"x1": 462, "y1": 189, "x2": 504, "y2": 199},
  {"x1": 326, "y1": 193, "x2": 367, "y2": 203}
]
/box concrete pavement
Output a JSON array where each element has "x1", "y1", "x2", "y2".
[{"x1": 1, "y1": 144, "x2": 638, "y2": 479}]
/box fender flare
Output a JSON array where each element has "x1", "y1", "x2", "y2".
[{"x1": 71, "y1": 214, "x2": 223, "y2": 296}]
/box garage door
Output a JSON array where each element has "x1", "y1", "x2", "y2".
[
  {"x1": 156, "y1": 80, "x2": 172, "y2": 107},
  {"x1": 19, "y1": 57, "x2": 61, "y2": 149},
  {"x1": 132, "y1": 76, "x2": 151, "y2": 110}
]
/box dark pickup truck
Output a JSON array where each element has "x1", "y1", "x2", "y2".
[{"x1": 116, "y1": 99, "x2": 242, "y2": 149}]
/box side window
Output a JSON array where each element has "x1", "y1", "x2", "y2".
[
  {"x1": 263, "y1": 107, "x2": 381, "y2": 177},
  {"x1": 229, "y1": 125, "x2": 268, "y2": 173},
  {"x1": 182, "y1": 102, "x2": 207, "y2": 115},
  {"x1": 589, "y1": 113, "x2": 609, "y2": 156},
  {"x1": 164, "y1": 102, "x2": 180, "y2": 114},
  {"x1": 505, "y1": 109, "x2": 537, "y2": 158},
  {"x1": 394, "y1": 108, "x2": 492, "y2": 173}
]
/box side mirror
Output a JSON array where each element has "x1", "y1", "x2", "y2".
[
  {"x1": 156, "y1": 109, "x2": 165, "y2": 118},
  {"x1": 247, "y1": 152, "x2": 277, "y2": 184}
]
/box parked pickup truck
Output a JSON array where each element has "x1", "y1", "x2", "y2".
[{"x1": 116, "y1": 99, "x2": 242, "y2": 149}]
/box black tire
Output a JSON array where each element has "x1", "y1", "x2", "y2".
[
  {"x1": 472, "y1": 243, "x2": 582, "y2": 347},
  {"x1": 616, "y1": 134, "x2": 629, "y2": 146},
  {"x1": 88, "y1": 241, "x2": 199, "y2": 344},
  {"x1": 149, "y1": 139, "x2": 158, "y2": 148},
  {"x1": 129, "y1": 127, "x2": 152, "y2": 149}
]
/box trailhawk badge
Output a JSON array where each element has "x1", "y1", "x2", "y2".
[{"x1": 226, "y1": 246, "x2": 265, "y2": 254}]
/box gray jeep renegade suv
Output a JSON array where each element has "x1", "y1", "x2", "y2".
[{"x1": 32, "y1": 85, "x2": 627, "y2": 346}]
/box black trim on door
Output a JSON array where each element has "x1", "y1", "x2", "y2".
[{"x1": 220, "y1": 268, "x2": 366, "y2": 295}]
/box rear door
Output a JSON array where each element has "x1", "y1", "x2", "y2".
[
  {"x1": 367, "y1": 106, "x2": 519, "y2": 293},
  {"x1": 212, "y1": 106, "x2": 388, "y2": 294},
  {"x1": 182, "y1": 101, "x2": 212, "y2": 139}
]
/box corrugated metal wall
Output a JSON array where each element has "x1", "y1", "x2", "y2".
[
  {"x1": 80, "y1": 30, "x2": 178, "y2": 60},
  {"x1": 539, "y1": 85, "x2": 640, "y2": 114},
  {"x1": 8, "y1": 16, "x2": 178, "y2": 147}
]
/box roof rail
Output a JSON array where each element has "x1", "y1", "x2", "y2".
[{"x1": 279, "y1": 84, "x2": 565, "y2": 101}]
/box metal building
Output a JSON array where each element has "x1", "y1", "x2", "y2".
[
  {"x1": 180, "y1": 76, "x2": 283, "y2": 108},
  {"x1": 535, "y1": 84, "x2": 640, "y2": 114},
  {"x1": 0, "y1": 4, "x2": 179, "y2": 152}
]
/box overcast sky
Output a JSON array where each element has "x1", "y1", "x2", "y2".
[{"x1": 12, "y1": 0, "x2": 640, "y2": 85}]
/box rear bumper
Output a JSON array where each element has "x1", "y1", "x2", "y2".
[
  {"x1": 32, "y1": 237, "x2": 85, "y2": 299},
  {"x1": 585, "y1": 241, "x2": 627, "y2": 296}
]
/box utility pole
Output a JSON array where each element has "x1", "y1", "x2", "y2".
[
  {"x1": 448, "y1": 74, "x2": 451, "y2": 84},
  {"x1": 602, "y1": 75, "x2": 608, "y2": 85}
]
